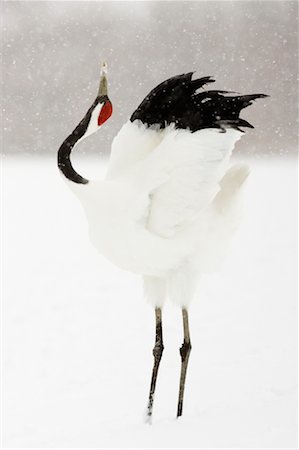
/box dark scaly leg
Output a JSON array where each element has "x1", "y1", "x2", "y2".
[
  {"x1": 146, "y1": 307, "x2": 164, "y2": 423},
  {"x1": 177, "y1": 308, "x2": 192, "y2": 417}
]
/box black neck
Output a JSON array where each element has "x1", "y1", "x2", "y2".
[
  {"x1": 57, "y1": 95, "x2": 109, "y2": 185},
  {"x1": 58, "y1": 133, "x2": 89, "y2": 184}
]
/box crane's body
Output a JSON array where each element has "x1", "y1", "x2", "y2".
[
  {"x1": 70, "y1": 121, "x2": 247, "y2": 305},
  {"x1": 58, "y1": 66, "x2": 267, "y2": 420}
]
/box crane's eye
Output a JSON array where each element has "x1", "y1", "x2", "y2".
[{"x1": 98, "y1": 101, "x2": 113, "y2": 126}]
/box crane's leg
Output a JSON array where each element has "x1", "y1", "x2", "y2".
[
  {"x1": 177, "y1": 308, "x2": 192, "y2": 418},
  {"x1": 146, "y1": 307, "x2": 164, "y2": 423}
]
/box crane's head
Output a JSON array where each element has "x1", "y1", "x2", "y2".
[
  {"x1": 78, "y1": 62, "x2": 113, "y2": 140},
  {"x1": 96, "y1": 61, "x2": 113, "y2": 126},
  {"x1": 58, "y1": 62, "x2": 113, "y2": 184}
]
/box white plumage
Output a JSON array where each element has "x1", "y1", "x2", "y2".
[{"x1": 68, "y1": 119, "x2": 248, "y2": 307}]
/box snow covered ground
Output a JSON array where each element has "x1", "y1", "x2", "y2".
[{"x1": 2, "y1": 155, "x2": 298, "y2": 449}]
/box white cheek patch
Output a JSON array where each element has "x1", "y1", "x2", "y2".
[{"x1": 83, "y1": 103, "x2": 103, "y2": 140}]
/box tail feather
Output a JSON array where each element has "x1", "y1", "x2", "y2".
[
  {"x1": 235, "y1": 93, "x2": 269, "y2": 109},
  {"x1": 216, "y1": 118, "x2": 254, "y2": 132},
  {"x1": 190, "y1": 76, "x2": 215, "y2": 91}
]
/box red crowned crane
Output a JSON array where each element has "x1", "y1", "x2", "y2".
[{"x1": 58, "y1": 62, "x2": 267, "y2": 422}]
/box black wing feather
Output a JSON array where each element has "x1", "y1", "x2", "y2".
[{"x1": 130, "y1": 73, "x2": 268, "y2": 132}]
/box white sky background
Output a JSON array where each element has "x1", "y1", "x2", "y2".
[{"x1": 2, "y1": 1, "x2": 298, "y2": 157}]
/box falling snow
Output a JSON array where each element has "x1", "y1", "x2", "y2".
[
  {"x1": 2, "y1": 1, "x2": 298, "y2": 158},
  {"x1": 2, "y1": 1, "x2": 298, "y2": 448}
]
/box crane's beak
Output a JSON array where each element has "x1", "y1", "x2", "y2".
[{"x1": 98, "y1": 61, "x2": 108, "y2": 97}]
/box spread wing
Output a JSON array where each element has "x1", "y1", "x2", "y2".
[
  {"x1": 106, "y1": 72, "x2": 266, "y2": 237},
  {"x1": 106, "y1": 120, "x2": 164, "y2": 180},
  {"x1": 134, "y1": 126, "x2": 243, "y2": 238},
  {"x1": 107, "y1": 72, "x2": 266, "y2": 180}
]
